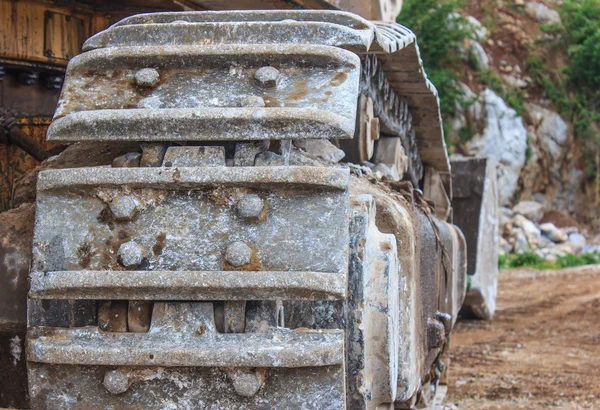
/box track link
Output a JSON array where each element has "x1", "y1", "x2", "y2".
[{"x1": 27, "y1": 10, "x2": 466, "y2": 409}]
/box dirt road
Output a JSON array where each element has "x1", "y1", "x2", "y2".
[{"x1": 446, "y1": 266, "x2": 600, "y2": 409}]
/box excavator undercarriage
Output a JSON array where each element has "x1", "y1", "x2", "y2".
[{"x1": 0, "y1": 5, "x2": 498, "y2": 410}]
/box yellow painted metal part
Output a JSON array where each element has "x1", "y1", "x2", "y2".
[{"x1": 0, "y1": 0, "x2": 116, "y2": 68}]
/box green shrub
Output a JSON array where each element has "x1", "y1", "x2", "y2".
[
  {"x1": 399, "y1": 0, "x2": 470, "y2": 125},
  {"x1": 499, "y1": 251, "x2": 600, "y2": 270},
  {"x1": 562, "y1": 0, "x2": 600, "y2": 93},
  {"x1": 528, "y1": 0, "x2": 600, "y2": 180}
]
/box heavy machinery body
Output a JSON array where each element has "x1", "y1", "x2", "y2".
[{"x1": 0, "y1": 1, "x2": 498, "y2": 409}]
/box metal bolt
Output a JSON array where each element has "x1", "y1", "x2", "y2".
[
  {"x1": 118, "y1": 241, "x2": 145, "y2": 268},
  {"x1": 435, "y1": 311, "x2": 452, "y2": 336},
  {"x1": 18, "y1": 71, "x2": 38, "y2": 86},
  {"x1": 254, "y1": 66, "x2": 280, "y2": 88},
  {"x1": 237, "y1": 195, "x2": 264, "y2": 219},
  {"x1": 103, "y1": 369, "x2": 130, "y2": 395},
  {"x1": 45, "y1": 75, "x2": 63, "y2": 90},
  {"x1": 241, "y1": 95, "x2": 265, "y2": 107},
  {"x1": 109, "y1": 194, "x2": 140, "y2": 221},
  {"x1": 134, "y1": 68, "x2": 160, "y2": 88},
  {"x1": 427, "y1": 318, "x2": 446, "y2": 349},
  {"x1": 228, "y1": 368, "x2": 266, "y2": 397},
  {"x1": 225, "y1": 241, "x2": 252, "y2": 267}
]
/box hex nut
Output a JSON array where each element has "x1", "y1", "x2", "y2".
[
  {"x1": 435, "y1": 311, "x2": 452, "y2": 335},
  {"x1": 225, "y1": 241, "x2": 252, "y2": 267},
  {"x1": 103, "y1": 369, "x2": 130, "y2": 395},
  {"x1": 237, "y1": 195, "x2": 264, "y2": 219},
  {"x1": 118, "y1": 241, "x2": 145, "y2": 268},
  {"x1": 228, "y1": 368, "x2": 266, "y2": 397},
  {"x1": 254, "y1": 66, "x2": 280, "y2": 88},
  {"x1": 134, "y1": 68, "x2": 160, "y2": 88},
  {"x1": 109, "y1": 195, "x2": 140, "y2": 221},
  {"x1": 427, "y1": 318, "x2": 446, "y2": 349}
]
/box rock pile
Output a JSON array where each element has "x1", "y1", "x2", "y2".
[{"x1": 499, "y1": 200, "x2": 599, "y2": 262}]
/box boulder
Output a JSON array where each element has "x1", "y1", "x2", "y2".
[
  {"x1": 466, "y1": 89, "x2": 528, "y2": 205},
  {"x1": 466, "y1": 15, "x2": 489, "y2": 41},
  {"x1": 499, "y1": 236, "x2": 513, "y2": 254},
  {"x1": 371, "y1": 163, "x2": 401, "y2": 182},
  {"x1": 526, "y1": 103, "x2": 568, "y2": 160},
  {"x1": 513, "y1": 230, "x2": 530, "y2": 253},
  {"x1": 294, "y1": 139, "x2": 345, "y2": 163},
  {"x1": 466, "y1": 40, "x2": 490, "y2": 70},
  {"x1": 539, "y1": 222, "x2": 568, "y2": 243},
  {"x1": 568, "y1": 233, "x2": 587, "y2": 255},
  {"x1": 513, "y1": 215, "x2": 542, "y2": 248},
  {"x1": 513, "y1": 200, "x2": 544, "y2": 222},
  {"x1": 525, "y1": 2, "x2": 561, "y2": 24},
  {"x1": 503, "y1": 75, "x2": 529, "y2": 89}
]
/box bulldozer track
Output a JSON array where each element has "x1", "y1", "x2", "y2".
[{"x1": 25, "y1": 10, "x2": 469, "y2": 409}]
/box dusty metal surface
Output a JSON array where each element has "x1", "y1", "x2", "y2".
[
  {"x1": 79, "y1": 9, "x2": 449, "y2": 177},
  {"x1": 31, "y1": 167, "x2": 349, "y2": 277},
  {"x1": 451, "y1": 157, "x2": 499, "y2": 320},
  {"x1": 24, "y1": 9, "x2": 473, "y2": 409},
  {"x1": 49, "y1": 44, "x2": 360, "y2": 142},
  {"x1": 349, "y1": 177, "x2": 467, "y2": 406},
  {"x1": 30, "y1": 270, "x2": 346, "y2": 300},
  {"x1": 346, "y1": 194, "x2": 399, "y2": 409},
  {"x1": 28, "y1": 303, "x2": 346, "y2": 408},
  {"x1": 28, "y1": 302, "x2": 344, "y2": 367}
]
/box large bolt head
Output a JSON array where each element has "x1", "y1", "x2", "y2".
[
  {"x1": 103, "y1": 369, "x2": 130, "y2": 395},
  {"x1": 118, "y1": 241, "x2": 145, "y2": 268},
  {"x1": 109, "y1": 194, "x2": 139, "y2": 221},
  {"x1": 229, "y1": 368, "x2": 265, "y2": 397},
  {"x1": 135, "y1": 68, "x2": 160, "y2": 88},
  {"x1": 427, "y1": 318, "x2": 446, "y2": 349},
  {"x1": 254, "y1": 66, "x2": 280, "y2": 88},
  {"x1": 237, "y1": 195, "x2": 264, "y2": 219},
  {"x1": 225, "y1": 241, "x2": 252, "y2": 267}
]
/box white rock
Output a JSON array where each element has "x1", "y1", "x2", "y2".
[
  {"x1": 499, "y1": 236, "x2": 513, "y2": 254},
  {"x1": 525, "y1": 103, "x2": 568, "y2": 159},
  {"x1": 513, "y1": 230, "x2": 530, "y2": 253},
  {"x1": 503, "y1": 75, "x2": 529, "y2": 89},
  {"x1": 546, "y1": 242, "x2": 574, "y2": 257},
  {"x1": 372, "y1": 163, "x2": 401, "y2": 182},
  {"x1": 525, "y1": 2, "x2": 561, "y2": 24},
  {"x1": 568, "y1": 233, "x2": 587, "y2": 254},
  {"x1": 499, "y1": 206, "x2": 515, "y2": 219},
  {"x1": 466, "y1": 89, "x2": 528, "y2": 205},
  {"x1": 297, "y1": 139, "x2": 345, "y2": 162},
  {"x1": 466, "y1": 40, "x2": 490, "y2": 70},
  {"x1": 513, "y1": 200, "x2": 544, "y2": 222},
  {"x1": 583, "y1": 244, "x2": 600, "y2": 254},
  {"x1": 539, "y1": 222, "x2": 568, "y2": 243},
  {"x1": 466, "y1": 15, "x2": 489, "y2": 41},
  {"x1": 513, "y1": 215, "x2": 542, "y2": 248},
  {"x1": 449, "y1": 13, "x2": 488, "y2": 41}
]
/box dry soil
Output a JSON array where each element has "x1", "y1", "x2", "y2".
[{"x1": 446, "y1": 265, "x2": 600, "y2": 409}]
